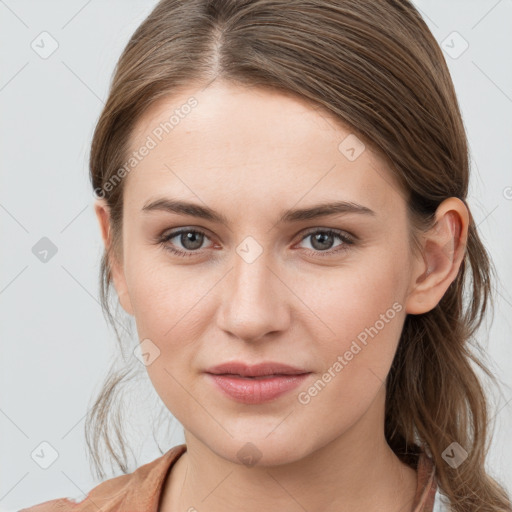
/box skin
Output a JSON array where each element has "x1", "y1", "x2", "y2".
[{"x1": 94, "y1": 79, "x2": 469, "y2": 512}]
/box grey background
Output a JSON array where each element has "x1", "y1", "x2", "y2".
[{"x1": 1, "y1": 1, "x2": 511, "y2": 510}]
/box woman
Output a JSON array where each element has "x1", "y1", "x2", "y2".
[{"x1": 21, "y1": 0, "x2": 511, "y2": 511}]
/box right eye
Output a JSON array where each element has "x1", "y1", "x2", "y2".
[{"x1": 158, "y1": 228, "x2": 213, "y2": 257}]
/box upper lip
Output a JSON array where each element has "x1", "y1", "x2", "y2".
[{"x1": 205, "y1": 361, "x2": 310, "y2": 377}]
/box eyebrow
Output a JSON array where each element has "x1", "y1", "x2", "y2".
[{"x1": 141, "y1": 197, "x2": 376, "y2": 225}]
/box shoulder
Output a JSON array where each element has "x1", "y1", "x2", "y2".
[{"x1": 19, "y1": 444, "x2": 187, "y2": 512}]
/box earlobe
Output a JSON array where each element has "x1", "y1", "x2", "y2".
[
  {"x1": 93, "y1": 199, "x2": 135, "y2": 317},
  {"x1": 405, "y1": 198, "x2": 469, "y2": 315}
]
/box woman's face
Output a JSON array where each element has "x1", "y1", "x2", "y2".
[{"x1": 99, "y1": 80, "x2": 424, "y2": 465}]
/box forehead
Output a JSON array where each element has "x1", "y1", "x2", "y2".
[{"x1": 123, "y1": 81, "x2": 404, "y2": 218}]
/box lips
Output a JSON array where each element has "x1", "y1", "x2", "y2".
[{"x1": 204, "y1": 361, "x2": 312, "y2": 404}]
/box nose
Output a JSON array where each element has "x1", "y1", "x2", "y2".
[{"x1": 216, "y1": 248, "x2": 291, "y2": 343}]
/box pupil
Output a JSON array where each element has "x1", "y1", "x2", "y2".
[
  {"x1": 182, "y1": 231, "x2": 203, "y2": 250},
  {"x1": 312, "y1": 233, "x2": 332, "y2": 250}
]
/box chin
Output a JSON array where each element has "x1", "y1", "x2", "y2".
[{"x1": 196, "y1": 428, "x2": 315, "y2": 468}]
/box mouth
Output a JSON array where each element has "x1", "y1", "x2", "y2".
[
  {"x1": 210, "y1": 373, "x2": 307, "y2": 379},
  {"x1": 205, "y1": 371, "x2": 312, "y2": 405},
  {"x1": 205, "y1": 361, "x2": 310, "y2": 378}
]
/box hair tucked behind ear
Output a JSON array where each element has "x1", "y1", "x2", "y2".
[{"x1": 86, "y1": 1, "x2": 511, "y2": 509}]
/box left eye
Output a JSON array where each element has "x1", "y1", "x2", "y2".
[{"x1": 297, "y1": 229, "x2": 355, "y2": 255}]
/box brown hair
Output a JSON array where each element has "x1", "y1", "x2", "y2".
[{"x1": 86, "y1": 1, "x2": 511, "y2": 510}]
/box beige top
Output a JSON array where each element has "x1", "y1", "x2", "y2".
[{"x1": 20, "y1": 444, "x2": 439, "y2": 512}]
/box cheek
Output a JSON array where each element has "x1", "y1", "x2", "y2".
[
  {"x1": 124, "y1": 256, "x2": 206, "y2": 417},
  {"x1": 293, "y1": 254, "x2": 407, "y2": 381},
  {"x1": 123, "y1": 244, "x2": 202, "y2": 337},
  {"x1": 301, "y1": 252, "x2": 404, "y2": 322},
  {"x1": 290, "y1": 262, "x2": 406, "y2": 443}
]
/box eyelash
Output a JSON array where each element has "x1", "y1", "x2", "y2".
[{"x1": 157, "y1": 227, "x2": 356, "y2": 258}]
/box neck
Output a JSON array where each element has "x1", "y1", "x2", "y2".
[{"x1": 160, "y1": 388, "x2": 418, "y2": 512}]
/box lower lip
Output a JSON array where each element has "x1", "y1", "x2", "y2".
[{"x1": 206, "y1": 373, "x2": 311, "y2": 404}]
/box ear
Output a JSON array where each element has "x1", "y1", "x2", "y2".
[
  {"x1": 405, "y1": 197, "x2": 469, "y2": 315},
  {"x1": 94, "y1": 198, "x2": 134, "y2": 316}
]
